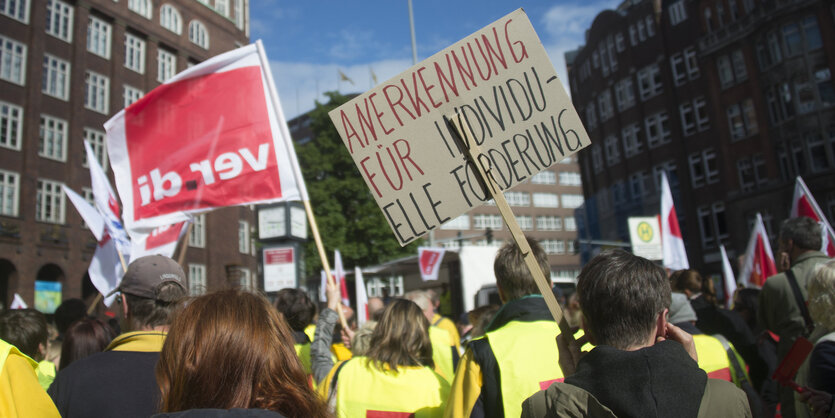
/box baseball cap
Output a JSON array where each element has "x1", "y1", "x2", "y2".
[{"x1": 107, "y1": 255, "x2": 186, "y2": 301}]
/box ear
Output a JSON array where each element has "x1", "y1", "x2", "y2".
[
  {"x1": 37, "y1": 342, "x2": 47, "y2": 362},
  {"x1": 121, "y1": 294, "x2": 129, "y2": 319},
  {"x1": 655, "y1": 308, "x2": 669, "y2": 339}
]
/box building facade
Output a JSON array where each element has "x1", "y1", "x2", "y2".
[
  {"x1": 0, "y1": 0, "x2": 256, "y2": 310},
  {"x1": 568, "y1": 0, "x2": 834, "y2": 273}
]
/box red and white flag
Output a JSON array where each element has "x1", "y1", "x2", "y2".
[
  {"x1": 418, "y1": 247, "x2": 446, "y2": 281},
  {"x1": 333, "y1": 250, "x2": 350, "y2": 307},
  {"x1": 660, "y1": 172, "x2": 689, "y2": 271},
  {"x1": 129, "y1": 220, "x2": 190, "y2": 260},
  {"x1": 10, "y1": 293, "x2": 27, "y2": 309},
  {"x1": 719, "y1": 244, "x2": 737, "y2": 309},
  {"x1": 355, "y1": 266, "x2": 369, "y2": 327},
  {"x1": 790, "y1": 176, "x2": 835, "y2": 257},
  {"x1": 105, "y1": 41, "x2": 308, "y2": 232},
  {"x1": 739, "y1": 213, "x2": 777, "y2": 288},
  {"x1": 63, "y1": 186, "x2": 105, "y2": 241}
]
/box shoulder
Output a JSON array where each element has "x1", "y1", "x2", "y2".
[
  {"x1": 522, "y1": 382, "x2": 616, "y2": 418},
  {"x1": 698, "y1": 379, "x2": 752, "y2": 418}
]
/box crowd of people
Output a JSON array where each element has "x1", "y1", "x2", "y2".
[{"x1": 0, "y1": 216, "x2": 832, "y2": 417}]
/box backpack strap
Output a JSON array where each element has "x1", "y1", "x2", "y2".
[{"x1": 785, "y1": 269, "x2": 815, "y2": 335}]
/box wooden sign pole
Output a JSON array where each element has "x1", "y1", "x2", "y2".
[{"x1": 449, "y1": 115, "x2": 574, "y2": 341}]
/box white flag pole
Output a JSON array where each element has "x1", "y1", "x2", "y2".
[{"x1": 255, "y1": 40, "x2": 347, "y2": 329}]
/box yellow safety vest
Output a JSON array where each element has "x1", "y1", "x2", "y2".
[
  {"x1": 486, "y1": 320, "x2": 563, "y2": 418},
  {"x1": 304, "y1": 324, "x2": 316, "y2": 341},
  {"x1": 0, "y1": 339, "x2": 61, "y2": 418},
  {"x1": 334, "y1": 357, "x2": 450, "y2": 418},
  {"x1": 693, "y1": 334, "x2": 732, "y2": 381},
  {"x1": 429, "y1": 326, "x2": 454, "y2": 383}
]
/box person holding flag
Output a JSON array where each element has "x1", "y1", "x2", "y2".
[
  {"x1": 739, "y1": 213, "x2": 777, "y2": 288},
  {"x1": 791, "y1": 177, "x2": 835, "y2": 257}
]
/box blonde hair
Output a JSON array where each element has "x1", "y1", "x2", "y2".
[{"x1": 808, "y1": 260, "x2": 835, "y2": 331}]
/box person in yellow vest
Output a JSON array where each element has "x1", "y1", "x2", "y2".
[
  {"x1": 0, "y1": 308, "x2": 56, "y2": 390},
  {"x1": 274, "y1": 288, "x2": 318, "y2": 383},
  {"x1": 319, "y1": 298, "x2": 449, "y2": 417},
  {"x1": 0, "y1": 337, "x2": 61, "y2": 417},
  {"x1": 445, "y1": 238, "x2": 564, "y2": 418},
  {"x1": 405, "y1": 290, "x2": 458, "y2": 383},
  {"x1": 428, "y1": 288, "x2": 462, "y2": 354}
]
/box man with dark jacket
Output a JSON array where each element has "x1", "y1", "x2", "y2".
[
  {"x1": 522, "y1": 249, "x2": 751, "y2": 417},
  {"x1": 445, "y1": 238, "x2": 562, "y2": 418},
  {"x1": 48, "y1": 255, "x2": 187, "y2": 418}
]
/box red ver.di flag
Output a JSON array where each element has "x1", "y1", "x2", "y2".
[
  {"x1": 105, "y1": 41, "x2": 307, "y2": 232},
  {"x1": 418, "y1": 247, "x2": 446, "y2": 281}
]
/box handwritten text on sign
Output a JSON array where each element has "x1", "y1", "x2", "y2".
[{"x1": 329, "y1": 9, "x2": 591, "y2": 246}]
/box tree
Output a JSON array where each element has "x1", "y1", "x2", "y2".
[{"x1": 296, "y1": 92, "x2": 421, "y2": 275}]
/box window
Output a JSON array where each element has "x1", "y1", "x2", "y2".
[
  {"x1": 565, "y1": 216, "x2": 577, "y2": 231},
  {"x1": 645, "y1": 112, "x2": 671, "y2": 148},
  {"x1": 637, "y1": 19, "x2": 647, "y2": 42},
  {"x1": 36, "y1": 179, "x2": 65, "y2": 224},
  {"x1": 157, "y1": 48, "x2": 176, "y2": 82},
  {"x1": 542, "y1": 240, "x2": 566, "y2": 255},
  {"x1": 46, "y1": 0, "x2": 73, "y2": 43},
  {"x1": 782, "y1": 23, "x2": 802, "y2": 57},
  {"x1": 605, "y1": 135, "x2": 620, "y2": 166},
  {"x1": 671, "y1": 47, "x2": 699, "y2": 86},
  {"x1": 124, "y1": 34, "x2": 146, "y2": 74},
  {"x1": 689, "y1": 149, "x2": 720, "y2": 188},
  {"x1": 189, "y1": 21, "x2": 209, "y2": 49},
  {"x1": 669, "y1": 1, "x2": 687, "y2": 25},
  {"x1": 0, "y1": 101, "x2": 23, "y2": 150},
  {"x1": 645, "y1": 16, "x2": 655, "y2": 36},
  {"x1": 215, "y1": 0, "x2": 229, "y2": 16},
  {"x1": 87, "y1": 16, "x2": 111, "y2": 59},
  {"x1": 0, "y1": 170, "x2": 19, "y2": 216},
  {"x1": 612, "y1": 181, "x2": 627, "y2": 205},
  {"x1": 591, "y1": 146, "x2": 603, "y2": 173},
  {"x1": 83, "y1": 128, "x2": 108, "y2": 168},
  {"x1": 629, "y1": 25, "x2": 638, "y2": 45},
  {"x1": 697, "y1": 202, "x2": 729, "y2": 248},
  {"x1": 1, "y1": 0, "x2": 29, "y2": 22},
  {"x1": 615, "y1": 33, "x2": 625, "y2": 52},
  {"x1": 159, "y1": 4, "x2": 182, "y2": 34},
  {"x1": 123, "y1": 85, "x2": 143, "y2": 108},
  {"x1": 817, "y1": 68, "x2": 835, "y2": 108},
  {"x1": 440, "y1": 214, "x2": 469, "y2": 230},
  {"x1": 536, "y1": 216, "x2": 562, "y2": 231},
  {"x1": 188, "y1": 264, "x2": 207, "y2": 296},
  {"x1": 704, "y1": 8, "x2": 713, "y2": 33},
  {"x1": 637, "y1": 64, "x2": 662, "y2": 100},
  {"x1": 504, "y1": 192, "x2": 530, "y2": 207},
  {"x1": 473, "y1": 214, "x2": 502, "y2": 230},
  {"x1": 671, "y1": 54, "x2": 687, "y2": 86},
  {"x1": 531, "y1": 170, "x2": 556, "y2": 185},
  {"x1": 517, "y1": 216, "x2": 532, "y2": 231},
  {"x1": 584, "y1": 105, "x2": 597, "y2": 131},
  {"x1": 727, "y1": 98, "x2": 757, "y2": 140},
  {"x1": 533, "y1": 193, "x2": 559, "y2": 208},
  {"x1": 622, "y1": 123, "x2": 642, "y2": 157},
  {"x1": 629, "y1": 171, "x2": 651, "y2": 198},
  {"x1": 803, "y1": 15, "x2": 822, "y2": 50},
  {"x1": 653, "y1": 160, "x2": 678, "y2": 191},
  {"x1": 0, "y1": 36, "x2": 27, "y2": 85},
  {"x1": 39, "y1": 115, "x2": 67, "y2": 161},
  {"x1": 737, "y1": 154, "x2": 768, "y2": 192},
  {"x1": 238, "y1": 268, "x2": 252, "y2": 290},
  {"x1": 85, "y1": 71, "x2": 110, "y2": 114},
  {"x1": 42, "y1": 54, "x2": 70, "y2": 100},
  {"x1": 562, "y1": 194, "x2": 584, "y2": 209},
  {"x1": 615, "y1": 77, "x2": 635, "y2": 111},
  {"x1": 729, "y1": 0, "x2": 739, "y2": 20},
  {"x1": 731, "y1": 50, "x2": 747, "y2": 81},
  {"x1": 234, "y1": 0, "x2": 245, "y2": 29},
  {"x1": 598, "y1": 90, "x2": 614, "y2": 121},
  {"x1": 189, "y1": 214, "x2": 205, "y2": 247},
  {"x1": 128, "y1": 0, "x2": 152, "y2": 19},
  {"x1": 238, "y1": 220, "x2": 250, "y2": 253},
  {"x1": 559, "y1": 172, "x2": 582, "y2": 186},
  {"x1": 694, "y1": 97, "x2": 710, "y2": 131},
  {"x1": 680, "y1": 97, "x2": 709, "y2": 136},
  {"x1": 684, "y1": 47, "x2": 700, "y2": 79},
  {"x1": 717, "y1": 55, "x2": 733, "y2": 88}
]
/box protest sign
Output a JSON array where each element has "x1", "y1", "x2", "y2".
[
  {"x1": 329, "y1": 9, "x2": 590, "y2": 246},
  {"x1": 628, "y1": 217, "x2": 662, "y2": 260},
  {"x1": 263, "y1": 246, "x2": 297, "y2": 292}
]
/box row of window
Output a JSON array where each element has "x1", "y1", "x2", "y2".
[
  {"x1": 590, "y1": 111, "x2": 672, "y2": 172},
  {"x1": 575, "y1": 14, "x2": 655, "y2": 83},
  {"x1": 776, "y1": 129, "x2": 835, "y2": 181},
  {"x1": 541, "y1": 239, "x2": 576, "y2": 255},
  {"x1": 440, "y1": 213, "x2": 578, "y2": 232},
  {"x1": 594, "y1": 162, "x2": 677, "y2": 213},
  {"x1": 484, "y1": 192, "x2": 585, "y2": 209},
  {"x1": 703, "y1": 0, "x2": 757, "y2": 33},
  {"x1": 187, "y1": 263, "x2": 255, "y2": 296},
  {"x1": 528, "y1": 170, "x2": 582, "y2": 186}
]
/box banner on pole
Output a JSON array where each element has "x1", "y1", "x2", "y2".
[
  {"x1": 418, "y1": 247, "x2": 446, "y2": 281},
  {"x1": 130, "y1": 221, "x2": 190, "y2": 260},
  {"x1": 328, "y1": 9, "x2": 590, "y2": 246}
]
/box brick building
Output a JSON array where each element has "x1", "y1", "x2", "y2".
[
  {"x1": 0, "y1": 0, "x2": 257, "y2": 310},
  {"x1": 568, "y1": 0, "x2": 834, "y2": 273}
]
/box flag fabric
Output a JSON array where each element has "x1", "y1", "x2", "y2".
[
  {"x1": 660, "y1": 172, "x2": 689, "y2": 271},
  {"x1": 129, "y1": 220, "x2": 190, "y2": 260},
  {"x1": 105, "y1": 42, "x2": 308, "y2": 233},
  {"x1": 319, "y1": 270, "x2": 327, "y2": 303},
  {"x1": 90, "y1": 234, "x2": 124, "y2": 307},
  {"x1": 719, "y1": 244, "x2": 737, "y2": 309},
  {"x1": 10, "y1": 293, "x2": 27, "y2": 309},
  {"x1": 63, "y1": 186, "x2": 105, "y2": 241},
  {"x1": 739, "y1": 213, "x2": 777, "y2": 288},
  {"x1": 355, "y1": 266, "x2": 369, "y2": 327},
  {"x1": 339, "y1": 69, "x2": 354, "y2": 84},
  {"x1": 333, "y1": 250, "x2": 350, "y2": 306},
  {"x1": 418, "y1": 247, "x2": 446, "y2": 281},
  {"x1": 790, "y1": 176, "x2": 835, "y2": 257},
  {"x1": 84, "y1": 141, "x2": 130, "y2": 255}
]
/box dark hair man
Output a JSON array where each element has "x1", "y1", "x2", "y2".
[
  {"x1": 522, "y1": 249, "x2": 751, "y2": 417},
  {"x1": 274, "y1": 288, "x2": 317, "y2": 380},
  {"x1": 445, "y1": 238, "x2": 562, "y2": 418},
  {"x1": 0, "y1": 308, "x2": 56, "y2": 390},
  {"x1": 759, "y1": 217, "x2": 830, "y2": 418},
  {"x1": 48, "y1": 255, "x2": 187, "y2": 418}
]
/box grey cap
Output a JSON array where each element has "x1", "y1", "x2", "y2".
[
  {"x1": 668, "y1": 292, "x2": 698, "y2": 325},
  {"x1": 108, "y1": 255, "x2": 186, "y2": 300}
]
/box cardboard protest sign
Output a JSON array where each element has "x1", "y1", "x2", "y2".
[{"x1": 329, "y1": 9, "x2": 590, "y2": 246}]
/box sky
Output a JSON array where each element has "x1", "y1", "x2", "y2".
[{"x1": 250, "y1": 0, "x2": 622, "y2": 119}]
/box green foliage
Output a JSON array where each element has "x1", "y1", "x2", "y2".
[{"x1": 296, "y1": 91, "x2": 421, "y2": 275}]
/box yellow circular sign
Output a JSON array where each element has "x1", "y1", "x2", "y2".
[{"x1": 637, "y1": 222, "x2": 653, "y2": 242}]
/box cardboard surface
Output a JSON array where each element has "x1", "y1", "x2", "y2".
[{"x1": 329, "y1": 9, "x2": 591, "y2": 246}]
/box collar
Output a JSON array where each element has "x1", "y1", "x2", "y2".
[
  {"x1": 792, "y1": 251, "x2": 829, "y2": 266},
  {"x1": 106, "y1": 331, "x2": 167, "y2": 352},
  {"x1": 485, "y1": 295, "x2": 552, "y2": 332}
]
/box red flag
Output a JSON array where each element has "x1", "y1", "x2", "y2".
[
  {"x1": 740, "y1": 213, "x2": 777, "y2": 288},
  {"x1": 334, "y1": 250, "x2": 350, "y2": 307},
  {"x1": 790, "y1": 176, "x2": 835, "y2": 257},
  {"x1": 418, "y1": 247, "x2": 446, "y2": 281},
  {"x1": 660, "y1": 172, "x2": 689, "y2": 270}
]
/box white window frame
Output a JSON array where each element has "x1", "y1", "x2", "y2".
[
  {"x1": 473, "y1": 214, "x2": 502, "y2": 230},
  {"x1": 159, "y1": 4, "x2": 182, "y2": 35},
  {"x1": 671, "y1": 53, "x2": 687, "y2": 86},
  {"x1": 85, "y1": 71, "x2": 110, "y2": 114},
  {"x1": 605, "y1": 135, "x2": 620, "y2": 166},
  {"x1": 46, "y1": 0, "x2": 74, "y2": 43},
  {"x1": 680, "y1": 102, "x2": 696, "y2": 136},
  {"x1": 83, "y1": 128, "x2": 108, "y2": 169},
  {"x1": 188, "y1": 263, "x2": 207, "y2": 296},
  {"x1": 531, "y1": 170, "x2": 556, "y2": 185},
  {"x1": 565, "y1": 216, "x2": 577, "y2": 231},
  {"x1": 505, "y1": 191, "x2": 530, "y2": 207},
  {"x1": 215, "y1": 0, "x2": 229, "y2": 16},
  {"x1": 39, "y1": 114, "x2": 68, "y2": 162},
  {"x1": 157, "y1": 48, "x2": 177, "y2": 82},
  {"x1": 536, "y1": 216, "x2": 563, "y2": 231},
  {"x1": 0, "y1": 0, "x2": 29, "y2": 23},
  {"x1": 36, "y1": 179, "x2": 66, "y2": 224},
  {"x1": 42, "y1": 54, "x2": 70, "y2": 101},
  {"x1": 123, "y1": 85, "x2": 143, "y2": 108},
  {"x1": 0, "y1": 169, "x2": 20, "y2": 217},
  {"x1": 615, "y1": 77, "x2": 635, "y2": 111},
  {"x1": 532, "y1": 192, "x2": 559, "y2": 208},
  {"x1": 189, "y1": 214, "x2": 206, "y2": 247},
  {"x1": 684, "y1": 47, "x2": 700, "y2": 79},
  {"x1": 717, "y1": 55, "x2": 734, "y2": 88},
  {"x1": 517, "y1": 215, "x2": 532, "y2": 231},
  {"x1": 238, "y1": 220, "x2": 250, "y2": 254},
  {"x1": 87, "y1": 15, "x2": 112, "y2": 59},
  {"x1": 0, "y1": 35, "x2": 27, "y2": 86},
  {"x1": 128, "y1": 0, "x2": 152, "y2": 19},
  {"x1": 645, "y1": 112, "x2": 671, "y2": 148},
  {"x1": 598, "y1": 89, "x2": 614, "y2": 121},
  {"x1": 591, "y1": 146, "x2": 603, "y2": 174},
  {"x1": 637, "y1": 64, "x2": 663, "y2": 100},
  {"x1": 0, "y1": 101, "x2": 23, "y2": 151},
  {"x1": 559, "y1": 172, "x2": 582, "y2": 186},
  {"x1": 189, "y1": 20, "x2": 209, "y2": 49},
  {"x1": 124, "y1": 33, "x2": 146, "y2": 74},
  {"x1": 669, "y1": 1, "x2": 688, "y2": 25},
  {"x1": 622, "y1": 123, "x2": 642, "y2": 157},
  {"x1": 440, "y1": 214, "x2": 470, "y2": 230},
  {"x1": 562, "y1": 194, "x2": 585, "y2": 209}
]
